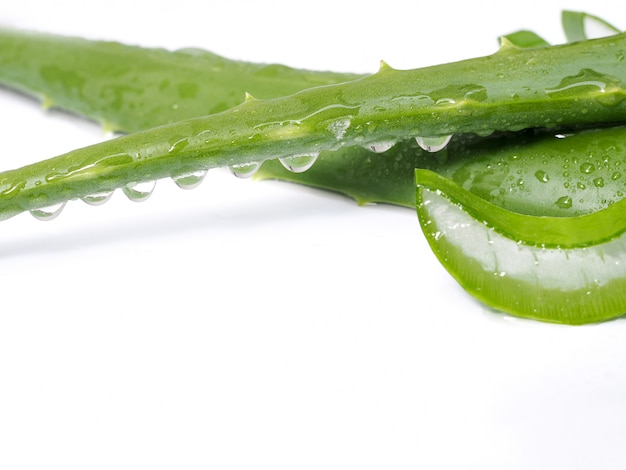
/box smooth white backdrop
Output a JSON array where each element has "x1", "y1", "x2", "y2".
[{"x1": 1, "y1": 1, "x2": 625, "y2": 469}]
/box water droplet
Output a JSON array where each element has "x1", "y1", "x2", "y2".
[
  {"x1": 612, "y1": 171, "x2": 622, "y2": 181},
  {"x1": 534, "y1": 170, "x2": 550, "y2": 183},
  {"x1": 229, "y1": 162, "x2": 261, "y2": 178},
  {"x1": 30, "y1": 202, "x2": 66, "y2": 221},
  {"x1": 1, "y1": 181, "x2": 26, "y2": 197},
  {"x1": 278, "y1": 153, "x2": 320, "y2": 173},
  {"x1": 594, "y1": 177, "x2": 605, "y2": 188},
  {"x1": 555, "y1": 195, "x2": 573, "y2": 209},
  {"x1": 577, "y1": 182, "x2": 587, "y2": 190},
  {"x1": 435, "y1": 98, "x2": 455, "y2": 106},
  {"x1": 475, "y1": 129, "x2": 495, "y2": 137},
  {"x1": 81, "y1": 190, "x2": 114, "y2": 206},
  {"x1": 172, "y1": 170, "x2": 208, "y2": 189},
  {"x1": 546, "y1": 69, "x2": 616, "y2": 98},
  {"x1": 580, "y1": 162, "x2": 596, "y2": 174},
  {"x1": 123, "y1": 181, "x2": 156, "y2": 202},
  {"x1": 366, "y1": 141, "x2": 395, "y2": 153},
  {"x1": 415, "y1": 135, "x2": 453, "y2": 152}
]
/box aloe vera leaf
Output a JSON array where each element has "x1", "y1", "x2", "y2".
[
  {"x1": 0, "y1": 26, "x2": 546, "y2": 208},
  {"x1": 252, "y1": 25, "x2": 615, "y2": 205},
  {"x1": 257, "y1": 123, "x2": 626, "y2": 215},
  {"x1": 1, "y1": 32, "x2": 626, "y2": 221},
  {"x1": 497, "y1": 30, "x2": 550, "y2": 49},
  {"x1": 253, "y1": 27, "x2": 554, "y2": 204},
  {"x1": 562, "y1": 10, "x2": 622, "y2": 43},
  {"x1": 415, "y1": 168, "x2": 626, "y2": 325},
  {"x1": 421, "y1": 125, "x2": 626, "y2": 217},
  {"x1": 255, "y1": 13, "x2": 623, "y2": 205},
  {"x1": 0, "y1": 28, "x2": 359, "y2": 132}
]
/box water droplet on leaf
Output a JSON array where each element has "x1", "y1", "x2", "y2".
[
  {"x1": 81, "y1": 190, "x2": 114, "y2": 206},
  {"x1": 366, "y1": 141, "x2": 395, "y2": 153},
  {"x1": 415, "y1": 135, "x2": 453, "y2": 152},
  {"x1": 278, "y1": 153, "x2": 319, "y2": 173},
  {"x1": 172, "y1": 170, "x2": 208, "y2": 189},
  {"x1": 229, "y1": 162, "x2": 261, "y2": 178},
  {"x1": 535, "y1": 170, "x2": 550, "y2": 183},
  {"x1": 123, "y1": 181, "x2": 156, "y2": 202},
  {"x1": 30, "y1": 202, "x2": 66, "y2": 221},
  {"x1": 580, "y1": 162, "x2": 596, "y2": 174},
  {"x1": 555, "y1": 196, "x2": 573, "y2": 209}
]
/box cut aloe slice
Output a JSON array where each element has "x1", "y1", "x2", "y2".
[{"x1": 415, "y1": 169, "x2": 626, "y2": 324}]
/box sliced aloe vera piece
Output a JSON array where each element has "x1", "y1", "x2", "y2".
[{"x1": 415, "y1": 169, "x2": 626, "y2": 324}]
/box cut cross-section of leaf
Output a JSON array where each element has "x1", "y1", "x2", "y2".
[{"x1": 415, "y1": 169, "x2": 626, "y2": 325}]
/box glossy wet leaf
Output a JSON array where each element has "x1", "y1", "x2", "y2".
[
  {"x1": 1, "y1": 31, "x2": 626, "y2": 221},
  {"x1": 0, "y1": 28, "x2": 360, "y2": 133}
]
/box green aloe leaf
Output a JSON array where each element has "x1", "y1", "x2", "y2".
[
  {"x1": 562, "y1": 10, "x2": 622, "y2": 43},
  {"x1": 0, "y1": 28, "x2": 359, "y2": 133}
]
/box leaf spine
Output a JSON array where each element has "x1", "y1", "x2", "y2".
[{"x1": 377, "y1": 60, "x2": 394, "y2": 73}]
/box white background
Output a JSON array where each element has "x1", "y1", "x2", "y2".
[{"x1": 1, "y1": 1, "x2": 625, "y2": 469}]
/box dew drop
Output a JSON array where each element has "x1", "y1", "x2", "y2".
[
  {"x1": 229, "y1": 162, "x2": 261, "y2": 178},
  {"x1": 172, "y1": 170, "x2": 208, "y2": 189},
  {"x1": 612, "y1": 171, "x2": 622, "y2": 181},
  {"x1": 278, "y1": 153, "x2": 319, "y2": 173},
  {"x1": 555, "y1": 195, "x2": 573, "y2": 209},
  {"x1": 366, "y1": 141, "x2": 395, "y2": 153},
  {"x1": 435, "y1": 98, "x2": 455, "y2": 106},
  {"x1": 30, "y1": 201, "x2": 66, "y2": 221},
  {"x1": 593, "y1": 177, "x2": 605, "y2": 188},
  {"x1": 415, "y1": 135, "x2": 453, "y2": 152},
  {"x1": 534, "y1": 170, "x2": 550, "y2": 183},
  {"x1": 81, "y1": 190, "x2": 114, "y2": 206},
  {"x1": 123, "y1": 181, "x2": 156, "y2": 202},
  {"x1": 580, "y1": 162, "x2": 596, "y2": 174}
]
